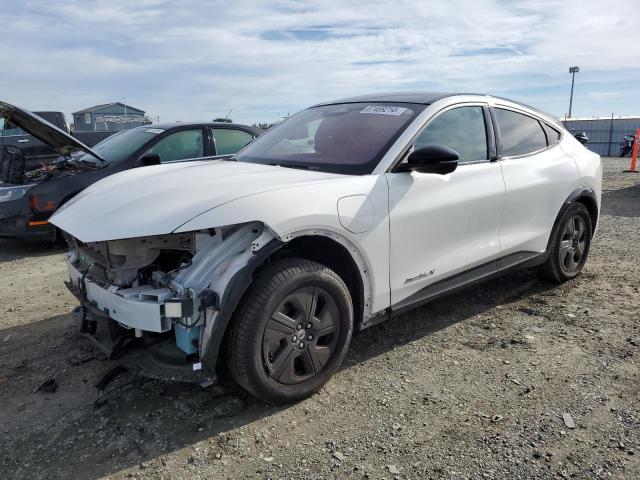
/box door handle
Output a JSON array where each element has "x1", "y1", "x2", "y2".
[{"x1": 17, "y1": 139, "x2": 29, "y2": 143}]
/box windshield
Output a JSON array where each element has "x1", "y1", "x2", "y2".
[
  {"x1": 74, "y1": 127, "x2": 163, "y2": 165},
  {"x1": 235, "y1": 102, "x2": 425, "y2": 174}
]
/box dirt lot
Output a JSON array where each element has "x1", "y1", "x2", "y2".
[{"x1": 1, "y1": 157, "x2": 638, "y2": 480}]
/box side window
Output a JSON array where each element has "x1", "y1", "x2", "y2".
[
  {"x1": 543, "y1": 123, "x2": 561, "y2": 146},
  {"x1": 495, "y1": 108, "x2": 547, "y2": 156},
  {"x1": 0, "y1": 118, "x2": 25, "y2": 137},
  {"x1": 413, "y1": 106, "x2": 487, "y2": 163},
  {"x1": 211, "y1": 128, "x2": 254, "y2": 155},
  {"x1": 148, "y1": 129, "x2": 204, "y2": 163}
]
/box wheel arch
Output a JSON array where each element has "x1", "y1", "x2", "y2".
[
  {"x1": 547, "y1": 186, "x2": 599, "y2": 251},
  {"x1": 201, "y1": 228, "x2": 371, "y2": 373},
  {"x1": 268, "y1": 234, "x2": 366, "y2": 329}
]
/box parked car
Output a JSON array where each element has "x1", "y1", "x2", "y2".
[
  {"x1": 50, "y1": 93, "x2": 602, "y2": 404},
  {"x1": 0, "y1": 101, "x2": 259, "y2": 241},
  {"x1": 0, "y1": 110, "x2": 115, "y2": 170}
]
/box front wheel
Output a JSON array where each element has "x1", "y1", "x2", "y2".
[
  {"x1": 541, "y1": 203, "x2": 592, "y2": 283},
  {"x1": 226, "y1": 259, "x2": 353, "y2": 404}
]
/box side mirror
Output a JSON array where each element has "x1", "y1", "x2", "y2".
[
  {"x1": 574, "y1": 132, "x2": 588, "y2": 145},
  {"x1": 138, "y1": 153, "x2": 161, "y2": 166},
  {"x1": 398, "y1": 145, "x2": 459, "y2": 174}
]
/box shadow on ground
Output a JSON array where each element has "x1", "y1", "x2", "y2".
[
  {"x1": 0, "y1": 238, "x2": 65, "y2": 263},
  {"x1": 0, "y1": 267, "x2": 554, "y2": 480},
  {"x1": 602, "y1": 184, "x2": 640, "y2": 218}
]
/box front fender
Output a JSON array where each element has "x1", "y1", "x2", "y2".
[{"x1": 200, "y1": 238, "x2": 283, "y2": 372}]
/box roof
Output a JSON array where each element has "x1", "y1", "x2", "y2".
[
  {"x1": 314, "y1": 91, "x2": 459, "y2": 106},
  {"x1": 72, "y1": 102, "x2": 145, "y2": 115},
  {"x1": 313, "y1": 92, "x2": 561, "y2": 127},
  {"x1": 132, "y1": 121, "x2": 259, "y2": 134},
  {"x1": 563, "y1": 116, "x2": 640, "y2": 122}
]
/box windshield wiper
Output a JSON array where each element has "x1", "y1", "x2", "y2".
[
  {"x1": 269, "y1": 162, "x2": 317, "y2": 171},
  {"x1": 68, "y1": 157, "x2": 104, "y2": 169}
]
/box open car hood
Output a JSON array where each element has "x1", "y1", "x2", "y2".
[{"x1": 0, "y1": 101, "x2": 105, "y2": 163}]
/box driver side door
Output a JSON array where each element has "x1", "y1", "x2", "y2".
[
  {"x1": 144, "y1": 128, "x2": 206, "y2": 163},
  {"x1": 385, "y1": 104, "x2": 506, "y2": 309}
]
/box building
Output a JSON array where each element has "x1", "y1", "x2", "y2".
[
  {"x1": 72, "y1": 102, "x2": 149, "y2": 132},
  {"x1": 562, "y1": 116, "x2": 640, "y2": 156}
]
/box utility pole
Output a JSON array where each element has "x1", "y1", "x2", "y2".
[{"x1": 568, "y1": 66, "x2": 580, "y2": 118}]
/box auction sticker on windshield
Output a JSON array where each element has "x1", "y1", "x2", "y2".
[{"x1": 360, "y1": 105, "x2": 408, "y2": 115}]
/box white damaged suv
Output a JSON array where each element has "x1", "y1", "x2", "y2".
[{"x1": 51, "y1": 93, "x2": 602, "y2": 404}]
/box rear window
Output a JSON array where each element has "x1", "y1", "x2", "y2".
[
  {"x1": 495, "y1": 108, "x2": 547, "y2": 156},
  {"x1": 211, "y1": 128, "x2": 254, "y2": 155}
]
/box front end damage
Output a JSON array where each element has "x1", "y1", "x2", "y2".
[{"x1": 64, "y1": 222, "x2": 278, "y2": 386}]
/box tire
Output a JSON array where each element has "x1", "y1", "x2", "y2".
[
  {"x1": 541, "y1": 203, "x2": 592, "y2": 283},
  {"x1": 226, "y1": 258, "x2": 353, "y2": 404}
]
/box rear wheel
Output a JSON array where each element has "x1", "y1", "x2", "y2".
[
  {"x1": 227, "y1": 259, "x2": 353, "y2": 404},
  {"x1": 542, "y1": 203, "x2": 592, "y2": 283}
]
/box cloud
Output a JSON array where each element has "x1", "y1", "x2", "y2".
[{"x1": 0, "y1": 0, "x2": 638, "y2": 123}]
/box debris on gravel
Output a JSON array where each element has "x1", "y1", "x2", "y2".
[{"x1": 562, "y1": 413, "x2": 576, "y2": 429}]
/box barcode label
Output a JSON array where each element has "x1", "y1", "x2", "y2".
[{"x1": 360, "y1": 105, "x2": 408, "y2": 116}]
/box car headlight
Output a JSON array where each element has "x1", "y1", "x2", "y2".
[{"x1": 0, "y1": 184, "x2": 34, "y2": 203}]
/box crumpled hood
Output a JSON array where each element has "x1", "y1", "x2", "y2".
[{"x1": 50, "y1": 160, "x2": 343, "y2": 242}]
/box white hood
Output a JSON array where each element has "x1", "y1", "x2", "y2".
[{"x1": 50, "y1": 160, "x2": 343, "y2": 242}]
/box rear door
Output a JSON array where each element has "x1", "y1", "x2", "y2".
[
  {"x1": 492, "y1": 106, "x2": 578, "y2": 258},
  {"x1": 386, "y1": 104, "x2": 506, "y2": 308}
]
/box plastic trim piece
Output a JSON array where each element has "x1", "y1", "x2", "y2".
[
  {"x1": 201, "y1": 238, "x2": 283, "y2": 371},
  {"x1": 547, "y1": 186, "x2": 598, "y2": 248},
  {"x1": 365, "y1": 250, "x2": 547, "y2": 323}
]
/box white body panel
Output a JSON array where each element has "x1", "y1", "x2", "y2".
[
  {"x1": 175, "y1": 174, "x2": 391, "y2": 314},
  {"x1": 498, "y1": 143, "x2": 578, "y2": 255},
  {"x1": 52, "y1": 160, "x2": 344, "y2": 242},
  {"x1": 386, "y1": 162, "x2": 504, "y2": 305},
  {"x1": 561, "y1": 135, "x2": 603, "y2": 226}
]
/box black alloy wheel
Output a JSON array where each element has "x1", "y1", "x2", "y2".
[
  {"x1": 542, "y1": 202, "x2": 592, "y2": 282},
  {"x1": 262, "y1": 286, "x2": 340, "y2": 385},
  {"x1": 227, "y1": 259, "x2": 353, "y2": 404}
]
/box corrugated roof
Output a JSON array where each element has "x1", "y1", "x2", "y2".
[
  {"x1": 72, "y1": 102, "x2": 144, "y2": 115},
  {"x1": 564, "y1": 116, "x2": 640, "y2": 121}
]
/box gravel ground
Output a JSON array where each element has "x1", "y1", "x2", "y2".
[{"x1": 0, "y1": 157, "x2": 638, "y2": 480}]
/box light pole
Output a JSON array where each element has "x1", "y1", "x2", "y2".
[{"x1": 568, "y1": 66, "x2": 580, "y2": 118}]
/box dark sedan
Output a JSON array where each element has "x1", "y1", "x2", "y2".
[{"x1": 0, "y1": 102, "x2": 259, "y2": 241}]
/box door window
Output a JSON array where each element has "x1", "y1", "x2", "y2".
[
  {"x1": 495, "y1": 108, "x2": 547, "y2": 156},
  {"x1": 149, "y1": 129, "x2": 204, "y2": 162},
  {"x1": 413, "y1": 106, "x2": 487, "y2": 163},
  {"x1": 211, "y1": 128, "x2": 254, "y2": 155},
  {"x1": 543, "y1": 123, "x2": 561, "y2": 146},
  {"x1": 0, "y1": 118, "x2": 25, "y2": 136}
]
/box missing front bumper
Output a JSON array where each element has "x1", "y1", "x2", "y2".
[{"x1": 67, "y1": 285, "x2": 215, "y2": 387}]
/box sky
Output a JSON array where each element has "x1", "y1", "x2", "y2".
[{"x1": 1, "y1": 0, "x2": 639, "y2": 124}]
